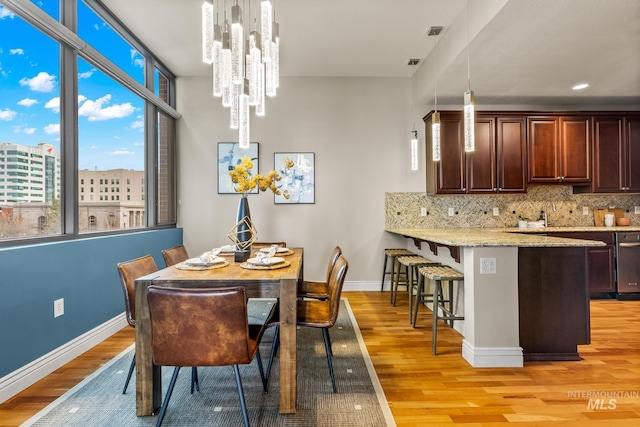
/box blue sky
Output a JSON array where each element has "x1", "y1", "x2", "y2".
[{"x1": 0, "y1": 1, "x2": 147, "y2": 171}]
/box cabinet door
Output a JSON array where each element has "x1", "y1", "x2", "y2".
[
  {"x1": 592, "y1": 117, "x2": 624, "y2": 193},
  {"x1": 559, "y1": 117, "x2": 590, "y2": 182},
  {"x1": 528, "y1": 117, "x2": 559, "y2": 182},
  {"x1": 625, "y1": 116, "x2": 640, "y2": 192},
  {"x1": 497, "y1": 117, "x2": 526, "y2": 193},
  {"x1": 436, "y1": 113, "x2": 466, "y2": 194},
  {"x1": 467, "y1": 117, "x2": 496, "y2": 193}
]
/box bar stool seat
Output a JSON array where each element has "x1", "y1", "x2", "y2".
[
  {"x1": 380, "y1": 248, "x2": 414, "y2": 294},
  {"x1": 394, "y1": 256, "x2": 439, "y2": 321},
  {"x1": 418, "y1": 265, "x2": 464, "y2": 355}
]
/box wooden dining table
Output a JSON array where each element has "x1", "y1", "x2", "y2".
[{"x1": 134, "y1": 247, "x2": 303, "y2": 416}]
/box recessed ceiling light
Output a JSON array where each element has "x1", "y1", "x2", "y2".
[{"x1": 572, "y1": 83, "x2": 589, "y2": 90}]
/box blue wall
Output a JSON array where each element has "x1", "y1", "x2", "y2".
[{"x1": 0, "y1": 228, "x2": 182, "y2": 377}]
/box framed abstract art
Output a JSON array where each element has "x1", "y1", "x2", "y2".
[
  {"x1": 217, "y1": 142, "x2": 259, "y2": 194},
  {"x1": 273, "y1": 152, "x2": 315, "y2": 204}
]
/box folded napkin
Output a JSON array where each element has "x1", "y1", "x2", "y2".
[{"x1": 255, "y1": 246, "x2": 277, "y2": 264}]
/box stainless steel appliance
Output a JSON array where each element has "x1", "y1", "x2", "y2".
[{"x1": 616, "y1": 232, "x2": 640, "y2": 300}]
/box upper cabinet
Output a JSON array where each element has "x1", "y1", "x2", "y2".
[
  {"x1": 425, "y1": 111, "x2": 526, "y2": 194},
  {"x1": 527, "y1": 116, "x2": 591, "y2": 184},
  {"x1": 591, "y1": 115, "x2": 640, "y2": 193}
]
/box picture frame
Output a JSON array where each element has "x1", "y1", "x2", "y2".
[
  {"x1": 273, "y1": 152, "x2": 315, "y2": 204},
  {"x1": 217, "y1": 142, "x2": 259, "y2": 194}
]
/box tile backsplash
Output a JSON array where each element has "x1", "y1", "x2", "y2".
[{"x1": 386, "y1": 185, "x2": 640, "y2": 229}]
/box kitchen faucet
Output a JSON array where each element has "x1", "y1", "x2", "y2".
[{"x1": 544, "y1": 201, "x2": 557, "y2": 227}]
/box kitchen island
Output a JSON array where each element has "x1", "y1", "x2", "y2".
[{"x1": 385, "y1": 227, "x2": 606, "y2": 368}]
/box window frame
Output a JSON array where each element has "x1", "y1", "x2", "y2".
[{"x1": 0, "y1": 0, "x2": 179, "y2": 248}]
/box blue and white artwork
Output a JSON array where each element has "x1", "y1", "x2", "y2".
[
  {"x1": 274, "y1": 152, "x2": 315, "y2": 204},
  {"x1": 217, "y1": 142, "x2": 259, "y2": 194}
]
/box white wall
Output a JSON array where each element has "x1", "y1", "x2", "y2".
[{"x1": 175, "y1": 76, "x2": 424, "y2": 284}]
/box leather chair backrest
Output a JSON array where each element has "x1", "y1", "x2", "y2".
[
  {"x1": 117, "y1": 255, "x2": 158, "y2": 327},
  {"x1": 162, "y1": 244, "x2": 189, "y2": 267},
  {"x1": 147, "y1": 286, "x2": 253, "y2": 367},
  {"x1": 326, "y1": 255, "x2": 349, "y2": 327},
  {"x1": 325, "y1": 246, "x2": 342, "y2": 282}
]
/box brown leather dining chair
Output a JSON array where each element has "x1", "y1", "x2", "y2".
[
  {"x1": 117, "y1": 255, "x2": 199, "y2": 395},
  {"x1": 161, "y1": 244, "x2": 190, "y2": 267},
  {"x1": 147, "y1": 285, "x2": 269, "y2": 427},
  {"x1": 297, "y1": 245, "x2": 342, "y2": 300},
  {"x1": 266, "y1": 254, "x2": 349, "y2": 392}
]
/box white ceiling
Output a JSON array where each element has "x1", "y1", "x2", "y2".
[{"x1": 102, "y1": 0, "x2": 640, "y2": 107}]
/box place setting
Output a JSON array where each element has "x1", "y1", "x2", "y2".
[
  {"x1": 241, "y1": 245, "x2": 291, "y2": 270},
  {"x1": 174, "y1": 248, "x2": 229, "y2": 271}
]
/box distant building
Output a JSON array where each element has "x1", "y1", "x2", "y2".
[
  {"x1": 0, "y1": 142, "x2": 60, "y2": 204},
  {"x1": 1, "y1": 143, "x2": 145, "y2": 237}
]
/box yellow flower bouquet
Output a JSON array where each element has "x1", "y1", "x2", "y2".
[{"x1": 228, "y1": 156, "x2": 289, "y2": 199}]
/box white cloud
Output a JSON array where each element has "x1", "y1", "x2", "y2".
[
  {"x1": 110, "y1": 150, "x2": 135, "y2": 156},
  {"x1": 19, "y1": 71, "x2": 57, "y2": 92},
  {"x1": 131, "y1": 114, "x2": 144, "y2": 129},
  {"x1": 23, "y1": 127, "x2": 36, "y2": 134},
  {"x1": 0, "y1": 108, "x2": 17, "y2": 121},
  {"x1": 44, "y1": 123, "x2": 60, "y2": 135},
  {"x1": 18, "y1": 98, "x2": 38, "y2": 107},
  {"x1": 78, "y1": 68, "x2": 96, "y2": 79},
  {"x1": 78, "y1": 94, "x2": 135, "y2": 121},
  {"x1": 9, "y1": 48, "x2": 24, "y2": 55},
  {"x1": 44, "y1": 97, "x2": 60, "y2": 113},
  {"x1": 0, "y1": 6, "x2": 15, "y2": 19},
  {"x1": 131, "y1": 50, "x2": 144, "y2": 68}
]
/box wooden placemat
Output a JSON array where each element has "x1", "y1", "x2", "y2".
[
  {"x1": 174, "y1": 260, "x2": 229, "y2": 271},
  {"x1": 240, "y1": 260, "x2": 291, "y2": 270},
  {"x1": 254, "y1": 249, "x2": 294, "y2": 256}
]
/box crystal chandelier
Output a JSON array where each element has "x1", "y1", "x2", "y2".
[{"x1": 202, "y1": 0, "x2": 280, "y2": 149}]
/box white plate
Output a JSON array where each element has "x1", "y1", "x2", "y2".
[
  {"x1": 184, "y1": 256, "x2": 225, "y2": 267},
  {"x1": 247, "y1": 256, "x2": 285, "y2": 266},
  {"x1": 259, "y1": 247, "x2": 289, "y2": 254}
]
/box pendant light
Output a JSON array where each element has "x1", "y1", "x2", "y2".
[
  {"x1": 463, "y1": 0, "x2": 475, "y2": 152},
  {"x1": 428, "y1": 26, "x2": 442, "y2": 162},
  {"x1": 409, "y1": 59, "x2": 419, "y2": 171}
]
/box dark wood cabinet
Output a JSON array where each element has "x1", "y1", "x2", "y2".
[
  {"x1": 434, "y1": 112, "x2": 466, "y2": 194},
  {"x1": 592, "y1": 116, "x2": 640, "y2": 193},
  {"x1": 426, "y1": 112, "x2": 526, "y2": 194},
  {"x1": 467, "y1": 116, "x2": 526, "y2": 193},
  {"x1": 547, "y1": 232, "x2": 615, "y2": 297},
  {"x1": 528, "y1": 116, "x2": 590, "y2": 183}
]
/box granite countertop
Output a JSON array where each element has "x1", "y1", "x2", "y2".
[
  {"x1": 385, "y1": 227, "x2": 613, "y2": 247},
  {"x1": 497, "y1": 226, "x2": 640, "y2": 233}
]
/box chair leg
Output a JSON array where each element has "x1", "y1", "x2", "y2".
[
  {"x1": 432, "y1": 281, "x2": 442, "y2": 356},
  {"x1": 233, "y1": 365, "x2": 250, "y2": 427},
  {"x1": 412, "y1": 275, "x2": 423, "y2": 328},
  {"x1": 255, "y1": 349, "x2": 268, "y2": 393},
  {"x1": 190, "y1": 367, "x2": 199, "y2": 394},
  {"x1": 122, "y1": 353, "x2": 135, "y2": 394},
  {"x1": 380, "y1": 254, "x2": 388, "y2": 291},
  {"x1": 266, "y1": 325, "x2": 280, "y2": 382},
  {"x1": 322, "y1": 328, "x2": 337, "y2": 393},
  {"x1": 156, "y1": 367, "x2": 180, "y2": 427}
]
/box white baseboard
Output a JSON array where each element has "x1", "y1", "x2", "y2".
[
  {"x1": 343, "y1": 280, "x2": 382, "y2": 292},
  {"x1": 0, "y1": 314, "x2": 128, "y2": 404},
  {"x1": 461, "y1": 339, "x2": 524, "y2": 368}
]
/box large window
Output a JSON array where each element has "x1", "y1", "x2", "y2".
[
  {"x1": 0, "y1": 4, "x2": 61, "y2": 238},
  {"x1": 0, "y1": 0, "x2": 178, "y2": 244}
]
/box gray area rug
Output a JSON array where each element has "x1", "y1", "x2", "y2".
[{"x1": 24, "y1": 299, "x2": 395, "y2": 427}]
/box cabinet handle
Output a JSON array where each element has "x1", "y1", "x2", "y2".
[{"x1": 619, "y1": 242, "x2": 640, "y2": 247}]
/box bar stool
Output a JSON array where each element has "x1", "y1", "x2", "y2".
[
  {"x1": 394, "y1": 255, "x2": 439, "y2": 321},
  {"x1": 380, "y1": 248, "x2": 414, "y2": 292},
  {"x1": 418, "y1": 265, "x2": 464, "y2": 355}
]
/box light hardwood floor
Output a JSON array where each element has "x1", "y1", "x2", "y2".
[{"x1": 1, "y1": 291, "x2": 639, "y2": 426}]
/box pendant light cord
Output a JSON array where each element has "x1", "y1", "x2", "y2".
[
  {"x1": 467, "y1": 0, "x2": 471, "y2": 91},
  {"x1": 434, "y1": 34, "x2": 438, "y2": 112}
]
